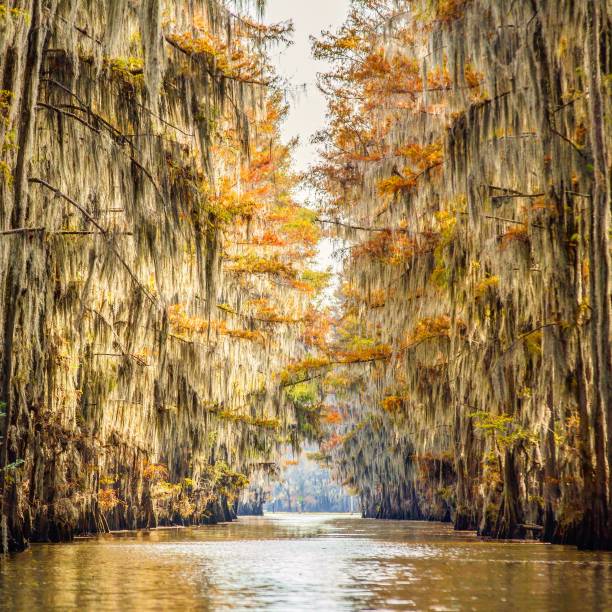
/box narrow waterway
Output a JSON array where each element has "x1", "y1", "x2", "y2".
[{"x1": 1, "y1": 514, "x2": 610, "y2": 611}]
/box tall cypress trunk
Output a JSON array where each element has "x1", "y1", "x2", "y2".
[
  {"x1": 543, "y1": 397, "x2": 560, "y2": 541},
  {"x1": 585, "y1": 0, "x2": 611, "y2": 549},
  {"x1": 498, "y1": 448, "x2": 525, "y2": 540},
  {"x1": 0, "y1": 0, "x2": 54, "y2": 553}
]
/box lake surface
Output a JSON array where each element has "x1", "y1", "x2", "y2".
[{"x1": 1, "y1": 513, "x2": 611, "y2": 611}]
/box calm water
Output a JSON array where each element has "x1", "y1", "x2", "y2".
[{"x1": 1, "y1": 513, "x2": 611, "y2": 611}]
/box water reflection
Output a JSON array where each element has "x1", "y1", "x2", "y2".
[{"x1": 1, "y1": 514, "x2": 611, "y2": 611}]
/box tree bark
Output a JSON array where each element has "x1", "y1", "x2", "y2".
[
  {"x1": 585, "y1": 0, "x2": 611, "y2": 549},
  {"x1": 1, "y1": 0, "x2": 55, "y2": 553}
]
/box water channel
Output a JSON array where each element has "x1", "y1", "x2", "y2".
[{"x1": 1, "y1": 514, "x2": 610, "y2": 611}]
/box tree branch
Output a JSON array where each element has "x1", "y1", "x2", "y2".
[{"x1": 28, "y1": 178, "x2": 157, "y2": 305}]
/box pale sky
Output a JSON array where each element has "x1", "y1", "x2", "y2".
[
  {"x1": 264, "y1": 0, "x2": 351, "y2": 181},
  {"x1": 264, "y1": 1, "x2": 351, "y2": 282}
]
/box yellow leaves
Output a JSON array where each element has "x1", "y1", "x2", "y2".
[
  {"x1": 474, "y1": 276, "x2": 500, "y2": 298},
  {"x1": 354, "y1": 49, "x2": 424, "y2": 98},
  {"x1": 0, "y1": 5, "x2": 30, "y2": 23},
  {"x1": 143, "y1": 463, "x2": 169, "y2": 482},
  {"x1": 246, "y1": 298, "x2": 295, "y2": 323},
  {"x1": 216, "y1": 464, "x2": 249, "y2": 495},
  {"x1": 377, "y1": 142, "x2": 444, "y2": 197},
  {"x1": 565, "y1": 414, "x2": 580, "y2": 437},
  {"x1": 166, "y1": 13, "x2": 286, "y2": 87},
  {"x1": 104, "y1": 56, "x2": 144, "y2": 87},
  {"x1": 207, "y1": 176, "x2": 260, "y2": 223},
  {"x1": 470, "y1": 411, "x2": 538, "y2": 449},
  {"x1": 414, "y1": 0, "x2": 471, "y2": 26},
  {"x1": 241, "y1": 148, "x2": 275, "y2": 183},
  {"x1": 524, "y1": 331, "x2": 543, "y2": 356},
  {"x1": 224, "y1": 327, "x2": 265, "y2": 344},
  {"x1": 279, "y1": 207, "x2": 321, "y2": 247},
  {"x1": 434, "y1": 210, "x2": 457, "y2": 242},
  {"x1": 106, "y1": 56, "x2": 144, "y2": 74},
  {"x1": 395, "y1": 142, "x2": 444, "y2": 170},
  {"x1": 168, "y1": 304, "x2": 265, "y2": 344},
  {"x1": 217, "y1": 303, "x2": 236, "y2": 315},
  {"x1": 217, "y1": 410, "x2": 281, "y2": 431},
  {"x1": 405, "y1": 316, "x2": 453, "y2": 347},
  {"x1": 377, "y1": 173, "x2": 417, "y2": 196},
  {"x1": 168, "y1": 304, "x2": 210, "y2": 337},
  {"x1": 281, "y1": 344, "x2": 394, "y2": 387},
  {"x1": 293, "y1": 270, "x2": 332, "y2": 294},
  {"x1": 335, "y1": 29, "x2": 363, "y2": 51},
  {"x1": 166, "y1": 27, "x2": 263, "y2": 83},
  {"x1": 167, "y1": 28, "x2": 221, "y2": 60},
  {"x1": 97, "y1": 488, "x2": 120, "y2": 512},
  {"x1": 226, "y1": 254, "x2": 297, "y2": 279},
  {"x1": 255, "y1": 205, "x2": 321, "y2": 250},
  {"x1": 281, "y1": 356, "x2": 332, "y2": 384},
  {"x1": 380, "y1": 395, "x2": 404, "y2": 413},
  {"x1": 0, "y1": 160, "x2": 11, "y2": 185},
  {"x1": 0, "y1": 89, "x2": 12, "y2": 126},
  {"x1": 336, "y1": 343, "x2": 392, "y2": 364},
  {"x1": 434, "y1": 0, "x2": 471, "y2": 23}
]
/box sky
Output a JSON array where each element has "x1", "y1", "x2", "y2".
[
  {"x1": 263, "y1": 0, "x2": 352, "y2": 282},
  {"x1": 263, "y1": 0, "x2": 351, "y2": 179}
]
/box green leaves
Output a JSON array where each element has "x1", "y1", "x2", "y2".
[
  {"x1": 470, "y1": 411, "x2": 538, "y2": 449},
  {"x1": 2, "y1": 459, "x2": 24, "y2": 472}
]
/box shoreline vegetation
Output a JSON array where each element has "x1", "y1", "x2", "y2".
[{"x1": 1, "y1": 0, "x2": 611, "y2": 553}]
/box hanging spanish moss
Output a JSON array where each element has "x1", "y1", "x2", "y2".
[
  {"x1": 303, "y1": 0, "x2": 611, "y2": 550},
  {"x1": 1, "y1": 0, "x2": 610, "y2": 558},
  {"x1": 0, "y1": 0, "x2": 319, "y2": 553}
]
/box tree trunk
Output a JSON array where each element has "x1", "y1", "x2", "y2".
[{"x1": 585, "y1": 0, "x2": 611, "y2": 549}]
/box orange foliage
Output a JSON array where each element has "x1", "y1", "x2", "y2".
[
  {"x1": 381, "y1": 395, "x2": 404, "y2": 412},
  {"x1": 165, "y1": 13, "x2": 285, "y2": 85},
  {"x1": 226, "y1": 255, "x2": 297, "y2": 279},
  {"x1": 395, "y1": 142, "x2": 444, "y2": 170},
  {"x1": 431, "y1": 0, "x2": 472, "y2": 24},
  {"x1": 336, "y1": 344, "x2": 392, "y2": 364},
  {"x1": 323, "y1": 408, "x2": 344, "y2": 425},
  {"x1": 143, "y1": 462, "x2": 169, "y2": 481},
  {"x1": 98, "y1": 488, "x2": 120, "y2": 512},
  {"x1": 352, "y1": 230, "x2": 439, "y2": 265},
  {"x1": 342, "y1": 284, "x2": 392, "y2": 308},
  {"x1": 405, "y1": 316, "x2": 453, "y2": 347},
  {"x1": 168, "y1": 304, "x2": 265, "y2": 344},
  {"x1": 310, "y1": 0, "x2": 483, "y2": 218},
  {"x1": 499, "y1": 225, "x2": 530, "y2": 249},
  {"x1": 377, "y1": 174, "x2": 418, "y2": 196},
  {"x1": 302, "y1": 309, "x2": 333, "y2": 349},
  {"x1": 281, "y1": 356, "x2": 332, "y2": 383},
  {"x1": 321, "y1": 433, "x2": 344, "y2": 452}
]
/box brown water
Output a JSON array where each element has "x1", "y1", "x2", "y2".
[{"x1": 1, "y1": 513, "x2": 611, "y2": 611}]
